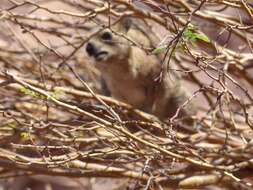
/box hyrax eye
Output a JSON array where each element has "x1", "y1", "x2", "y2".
[{"x1": 101, "y1": 31, "x2": 112, "y2": 41}]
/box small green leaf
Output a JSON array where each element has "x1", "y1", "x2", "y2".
[
  {"x1": 52, "y1": 88, "x2": 64, "y2": 100},
  {"x1": 20, "y1": 87, "x2": 45, "y2": 100},
  {"x1": 20, "y1": 86, "x2": 27, "y2": 93},
  {"x1": 7, "y1": 122, "x2": 17, "y2": 129},
  {"x1": 20, "y1": 132, "x2": 30, "y2": 141},
  {"x1": 183, "y1": 25, "x2": 210, "y2": 43},
  {"x1": 195, "y1": 34, "x2": 210, "y2": 43},
  {"x1": 152, "y1": 45, "x2": 167, "y2": 54}
]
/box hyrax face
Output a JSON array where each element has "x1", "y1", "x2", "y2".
[
  {"x1": 85, "y1": 19, "x2": 153, "y2": 67},
  {"x1": 86, "y1": 20, "x2": 133, "y2": 64}
]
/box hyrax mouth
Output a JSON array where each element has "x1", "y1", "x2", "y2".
[
  {"x1": 94, "y1": 51, "x2": 108, "y2": 61},
  {"x1": 86, "y1": 43, "x2": 109, "y2": 61}
]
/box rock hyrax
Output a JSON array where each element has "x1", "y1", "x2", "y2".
[{"x1": 86, "y1": 18, "x2": 196, "y2": 125}]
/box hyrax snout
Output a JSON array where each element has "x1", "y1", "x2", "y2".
[
  {"x1": 86, "y1": 18, "x2": 196, "y2": 125},
  {"x1": 86, "y1": 31, "x2": 113, "y2": 61}
]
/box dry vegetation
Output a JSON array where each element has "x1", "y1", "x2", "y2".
[{"x1": 0, "y1": 0, "x2": 253, "y2": 189}]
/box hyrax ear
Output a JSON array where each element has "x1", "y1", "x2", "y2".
[{"x1": 121, "y1": 17, "x2": 132, "y2": 32}]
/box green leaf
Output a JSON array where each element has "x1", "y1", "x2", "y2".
[
  {"x1": 52, "y1": 88, "x2": 64, "y2": 100},
  {"x1": 7, "y1": 122, "x2": 17, "y2": 129},
  {"x1": 20, "y1": 132, "x2": 30, "y2": 141},
  {"x1": 152, "y1": 45, "x2": 167, "y2": 54},
  {"x1": 183, "y1": 25, "x2": 210, "y2": 43},
  {"x1": 195, "y1": 33, "x2": 210, "y2": 43},
  {"x1": 20, "y1": 86, "x2": 45, "y2": 100}
]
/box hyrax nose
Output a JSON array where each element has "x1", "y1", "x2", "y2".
[{"x1": 86, "y1": 42, "x2": 96, "y2": 56}]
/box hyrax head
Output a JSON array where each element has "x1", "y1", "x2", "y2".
[{"x1": 86, "y1": 18, "x2": 133, "y2": 63}]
